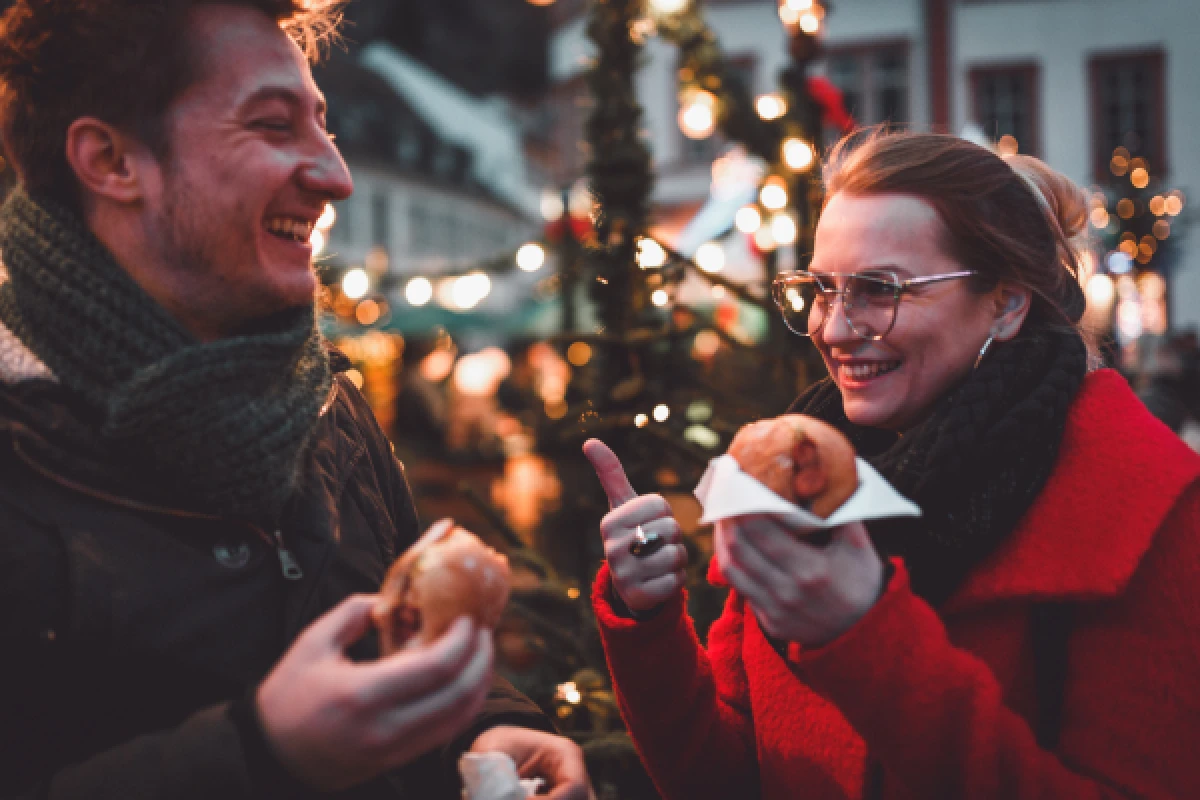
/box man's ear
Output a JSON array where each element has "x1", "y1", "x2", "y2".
[
  {"x1": 992, "y1": 283, "x2": 1032, "y2": 341},
  {"x1": 64, "y1": 117, "x2": 150, "y2": 205}
]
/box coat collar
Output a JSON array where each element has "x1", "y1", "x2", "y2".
[{"x1": 944, "y1": 369, "x2": 1200, "y2": 613}]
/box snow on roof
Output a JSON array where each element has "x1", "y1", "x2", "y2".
[{"x1": 360, "y1": 42, "x2": 540, "y2": 219}]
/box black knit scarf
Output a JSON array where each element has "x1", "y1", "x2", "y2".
[
  {"x1": 0, "y1": 189, "x2": 331, "y2": 527},
  {"x1": 791, "y1": 330, "x2": 1088, "y2": 606}
]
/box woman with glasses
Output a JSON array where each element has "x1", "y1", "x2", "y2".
[{"x1": 584, "y1": 131, "x2": 1200, "y2": 799}]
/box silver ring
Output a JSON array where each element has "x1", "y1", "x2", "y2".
[
  {"x1": 629, "y1": 523, "x2": 665, "y2": 557},
  {"x1": 634, "y1": 525, "x2": 649, "y2": 546}
]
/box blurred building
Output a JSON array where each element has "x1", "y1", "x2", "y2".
[{"x1": 541, "y1": 0, "x2": 1199, "y2": 331}]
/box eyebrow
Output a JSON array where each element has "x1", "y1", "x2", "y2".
[{"x1": 239, "y1": 86, "x2": 327, "y2": 117}]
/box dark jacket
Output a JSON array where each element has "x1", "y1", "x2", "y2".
[{"x1": 0, "y1": 347, "x2": 552, "y2": 799}]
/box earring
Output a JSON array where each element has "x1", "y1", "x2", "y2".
[{"x1": 974, "y1": 335, "x2": 995, "y2": 370}]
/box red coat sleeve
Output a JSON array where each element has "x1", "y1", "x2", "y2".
[
  {"x1": 592, "y1": 564, "x2": 759, "y2": 800},
  {"x1": 790, "y1": 483, "x2": 1200, "y2": 800}
]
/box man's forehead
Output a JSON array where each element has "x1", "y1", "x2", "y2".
[{"x1": 184, "y1": 5, "x2": 319, "y2": 107}]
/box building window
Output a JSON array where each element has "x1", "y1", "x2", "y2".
[
  {"x1": 970, "y1": 63, "x2": 1040, "y2": 155},
  {"x1": 824, "y1": 41, "x2": 909, "y2": 133},
  {"x1": 1089, "y1": 50, "x2": 1166, "y2": 181},
  {"x1": 371, "y1": 191, "x2": 390, "y2": 252}
]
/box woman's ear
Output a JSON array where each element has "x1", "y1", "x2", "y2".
[{"x1": 992, "y1": 284, "x2": 1032, "y2": 341}]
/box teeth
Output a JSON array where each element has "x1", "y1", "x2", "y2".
[
  {"x1": 265, "y1": 217, "x2": 314, "y2": 242},
  {"x1": 844, "y1": 362, "x2": 900, "y2": 380}
]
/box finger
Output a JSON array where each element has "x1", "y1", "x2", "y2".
[
  {"x1": 627, "y1": 570, "x2": 687, "y2": 609},
  {"x1": 603, "y1": 515, "x2": 682, "y2": 556},
  {"x1": 735, "y1": 516, "x2": 822, "y2": 582},
  {"x1": 831, "y1": 520, "x2": 873, "y2": 551},
  {"x1": 304, "y1": 594, "x2": 380, "y2": 652},
  {"x1": 714, "y1": 524, "x2": 773, "y2": 610},
  {"x1": 602, "y1": 494, "x2": 674, "y2": 535},
  {"x1": 360, "y1": 616, "x2": 479, "y2": 706},
  {"x1": 621, "y1": 541, "x2": 688, "y2": 580},
  {"x1": 379, "y1": 629, "x2": 494, "y2": 745},
  {"x1": 408, "y1": 517, "x2": 457, "y2": 553},
  {"x1": 583, "y1": 438, "x2": 638, "y2": 508},
  {"x1": 538, "y1": 742, "x2": 592, "y2": 800}
]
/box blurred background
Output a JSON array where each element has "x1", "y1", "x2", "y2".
[{"x1": 4, "y1": 1, "x2": 1196, "y2": 796}]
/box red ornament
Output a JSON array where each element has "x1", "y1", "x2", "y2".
[{"x1": 806, "y1": 75, "x2": 856, "y2": 134}]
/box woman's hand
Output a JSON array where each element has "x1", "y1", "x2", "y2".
[
  {"x1": 714, "y1": 515, "x2": 884, "y2": 647},
  {"x1": 583, "y1": 439, "x2": 688, "y2": 614}
]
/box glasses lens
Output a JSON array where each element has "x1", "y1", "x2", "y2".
[
  {"x1": 843, "y1": 275, "x2": 898, "y2": 339},
  {"x1": 772, "y1": 276, "x2": 823, "y2": 337}
]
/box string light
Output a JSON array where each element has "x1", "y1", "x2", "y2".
[
  {"x1": 566, "y1": 342, "x2": 592, "y2": 367},
  {"x1": 782, "y1": 138, "x2": 815, "y2": 171},
  {"x1": 1089, "y1": 207, "x2": 1109, "y2": 229},
  {"x1": 997, "y1": 135, "x2": 1019, "y2": 156},
  {"x1": 452, "y1": 272, "x2": 491, "y2": 310},
  {"x1": 540, "y1": 191, "x2": 565, "y2": 221},
  {"x1": 516, "y1": 243, "x2": 546, "y2": 272},
  {"x1": 1116, "y1": 198, "x2": 1135, "y2": 219},
  {"x1": 756, "y1": 93, "x2": 787, "y2": 121},
  {"x1": 1130, "y1": 167, "x2": 1149, "y2": 189},
  {"x1": 342, "y1": 268, "x2": 369, "y2": 300},
  {"x1": 636, "y1": 237, "x2": 667, "y2": 269},
  {"x1": 634, "y1": 413, "x2": 649, "y2": 428},
  {"x1": 760, "y1": 176, "x2": 789, "y2": 211},
  {"x1": 735, "y1": 205, "x2": 762, "y2": 233},
  {"x1": 771, "y1": 213, "x2": 798, "y2": 246},
  {"x1": 799, "y1": 9, "x2": 821, "y2": 33},
  {"x1": 405, "y1": 277, "x2": 433, "y2": 307},
  {"x1": 754, "y1": 226, "x2": 778, "y2": 252},
  {"x1": 694, "y1": 242, "x2": 725, "y2": 273},
  {"x1": 653, "y1": 404, "x2": 670, "y2": 422},
  {"x1": 649, "y1": 0, "x2": 687, "y2": 13},
  {"x1": 1154, "y1": 219, "x2": 1170, "y2": 239},
  {"x1": 1165, "y1": 191, "x2": 1185, "y2": 216},
  {"x1": 1149, "y1": 196, "x2": 1166, "y2": 216},
  {"x1": 678, "y1": 88, "x2": 717, "y2": 139},
  {"x1": 355, "y1": 299, "x2": 381, "y2": 326},
  {"x1": 651, "y1": 289, "x2": 670, "y2": 307}
]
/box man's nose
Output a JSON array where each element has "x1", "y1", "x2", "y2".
[{"x1": 300, "y1": 134, "x2": 354, "y2": 202}]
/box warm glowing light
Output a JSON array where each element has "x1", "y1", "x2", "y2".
[
  {"x1": 735, "y1": 205, "x2": 762, "y2": 233},
  {"x1": 778, "y1": 5, "x2": 800, "y2": 25},
  {"x1": 786, "y1": 287, "x2": 806, "y2": 313},
  {"x1": 693, "y1": 329, "x2": 720, "y2": 359},
  {"x1": 771, "y1": 213, "x2": 797, "y2": 246},
  {"x1": 355, "y1": 299, "x2": 381, "y2": 326},
  {"x1": 342, "y1": 268, "x2": 369, "y2": 300},
  {"x1": 1086, "y1": 273, "x2": 1115, "y2": 310},
  {"x1": 785, "y1": 0, "x2": 814, "y2": 8},
  {"x1": 634, "y1": 413, "x2": 649, "y2": 428},
  {"x1": 636, "y1": 237, "x2": 667, "y2": 269},
  {"x1": 345, "y1": 369, "x2": 364, "y2": 389},
  {"x1": 1154, "y1": 219, "x2": 1170, "y2": 239},
  {"x1": 760, "y1": 177, "x2": 789, "y2": 210},
  {"x1": 653, "y1": 404, "x2": 670, "y2": 422},
  {"x1": 997, "y1": 135, "x2": 1019, "y2": 156},
  {"x1": 651, "y1": 289, "x2": 670, "y2": 307},
  {"x1": 799, "y1": 10, "x2": 820, "y2": 33},
  {"x1": 1090, "y1": 207, "x2": 1110, "y2": 229},
  {"x1": 1166, "y1": 191, "x2": 1184, "y2": 216},
  {"x1": 540, "y1": 190, "x2": 565, "y2": 221},
  {"x1": 516, "y1": 242, "x2": 546, "y2": 272},
  {"x1": 678, "y1": 89, "x2": 717, "y2": 139},
  {"x1": 1110, "y1": 156, "x2": 1129, "y2": 177},
  {"x1": 1149, "y1": 195, "x2": 1166, "y2": 216},
  {"x1": 1116, "y1": 198, "x2": 1135, "y2": 219},
  {"x1": 649, "y1": 0, "x2": 687, "y2": 13},
  {"x1": 756, "y1": 93, "x2": 787, "y2": 121},
  {"x1": 526, "y1": 0, "x2": 556, "y2": 7},
  {"x1": 694, "y1": 242, "x2": 725, "y2": 273},
  {"x1": 754, "y1": 226, "x2": 778, "y2": 252},
  {"x1": 405, "y1": 277, "x2": 433, "y2": 307},
  {"x1": 1107, "y1": 251, "x2": 1133, "y2": 274},
  {"x1": 316, "y1": 203, "x2": 337, "y2": 231},
  {"x1": 566, "y1": 586, "x2": 581, "y2": 599},
  {"x1": 454, "y1": 348, "x2": 511, "y2": 397},
  {"x1": 566, "y1": 341, "x2": 592, "y2": 367},
  {"x1": 452, "y1": 272, "x2": 491, "y2": 310},
  {"x1": 711, "y1": 284, "x2": 726, "y2": 299},
  {"x1": 1139, "y1": 271, "x2": 1166, "y2": 300},
  {"x1": 309, "y1": 229, "x2": 326, "y2": 257},
  {"x1": 782, "y1": 138, "x2": 815, "y2": 171},
  {"x1": 1130, "y1": 167, "x2": 1149, "y2": 189}
]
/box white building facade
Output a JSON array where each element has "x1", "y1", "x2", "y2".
[{"x1": 544, "y1": 0, "x2": 1198, "y2": 331}]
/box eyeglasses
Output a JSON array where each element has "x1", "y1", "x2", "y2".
[{"x1": 770, "y1": 269, "x2": 979, "y2": 340}]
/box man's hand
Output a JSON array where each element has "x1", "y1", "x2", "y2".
[
  {"x1": 470, "y1": 726, "x2": 594, "y2": 800},
  {"x1": 257, "y1": 595, "x2": 493, "y2": 791},
  {"x1": 583, "y1": 438, "x2": 688, "y2": 613}
]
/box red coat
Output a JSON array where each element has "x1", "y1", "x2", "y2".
[{"x1": 593, "y1": 370, "x2": 1200, "y2": 799}]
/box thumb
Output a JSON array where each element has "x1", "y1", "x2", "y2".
[
  {"x1": 832, "y1": 520, "x2": 873, "y2": 551},
  {"x1": 582, "y1": 438, "x2": 638, "y2": 509},
  {"x1": 304, "y1": 593, "x2": 380, "y2": 652}
]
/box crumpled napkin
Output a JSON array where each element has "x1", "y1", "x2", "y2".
[
  {"x1": 459, "y1": 752, "x2": 545, "y2": 800},
  {"x1": 694, "y1": 454, "x2": 921, "y2": 531}
]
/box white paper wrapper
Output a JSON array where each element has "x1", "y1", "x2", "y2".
[
  {"x1": 694, "y1": 454, "x2": 921, "y2": 530},
  {"x1": 459, "y1": 752, "x2": 544, "y2": 800}
]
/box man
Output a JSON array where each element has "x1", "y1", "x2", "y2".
[{"x1": 0, "y1": 1, "x2": 591, "y2": 797}]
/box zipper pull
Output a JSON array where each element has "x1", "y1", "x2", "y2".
[{"x1": 273, "y1": 529, "x2": 304, "y2": 581}]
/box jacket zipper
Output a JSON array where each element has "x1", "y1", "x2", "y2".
[{"x1": 11, "y1": 435, "x2": 305, "y2": 581}]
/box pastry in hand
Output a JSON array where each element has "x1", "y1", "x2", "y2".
[
  {"x1": 372, "y1": 519, "x2": 512, "y2": 655},
  {"x1": 727, "y1": 414, "x2": 858, "y2": 519}
]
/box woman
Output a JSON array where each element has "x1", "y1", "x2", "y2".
[{"x1": 583, "y1": 131, "x2": 1200, "y2": 799}]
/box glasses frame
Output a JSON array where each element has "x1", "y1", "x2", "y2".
[{"x1": 771, "y1": 269, "x2": 979, "y2": 340}]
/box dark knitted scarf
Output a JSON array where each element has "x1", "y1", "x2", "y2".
[
  {"x1": 0, "y1": 189, "x2": 331, "y2": 527},
  {"x1": 791, "y1": 330, "x2": 1088, "y2": 606}
]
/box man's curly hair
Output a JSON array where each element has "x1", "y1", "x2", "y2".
[{"x1": 0, "y1": 0, "x2": 344, "y2": 209}]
